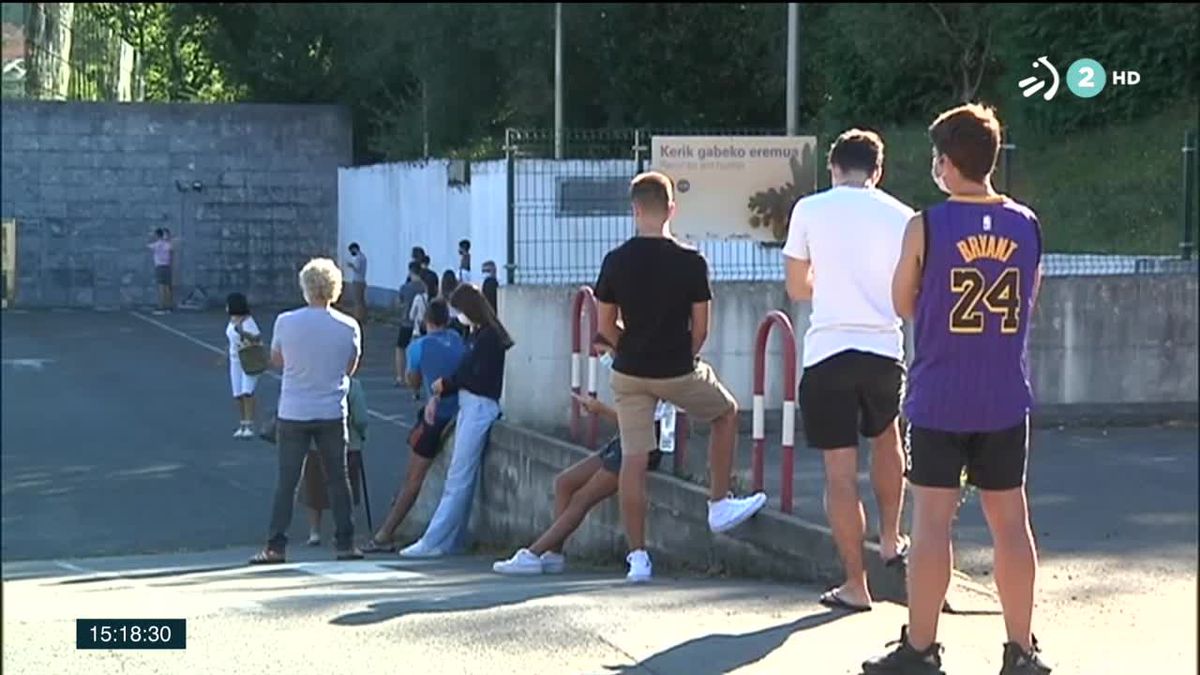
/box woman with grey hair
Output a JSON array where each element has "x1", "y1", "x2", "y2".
[{"x1": 250, "y1": 257, "x2": 364, "y2": 564}]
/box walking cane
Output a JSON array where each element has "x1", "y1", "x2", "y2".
[{"x1": 356, "y1": 451, "x2": 374, "y2": 533}]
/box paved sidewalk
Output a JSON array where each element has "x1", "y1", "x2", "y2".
[{"x1": 4, "y1": 547, "x2": 1191, "y2": 675}]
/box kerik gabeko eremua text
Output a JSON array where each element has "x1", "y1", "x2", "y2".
[{"x1": 657, "y1": 144, "x2": 805, "y2": 162}]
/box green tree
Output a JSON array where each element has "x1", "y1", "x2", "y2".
[{"x1": 90, "y1": 2, "x2": 233, "y2": 101}]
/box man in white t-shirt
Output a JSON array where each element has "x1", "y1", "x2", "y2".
[{"x1": 782, "y1": 129, "x2": 914, "y2": 612}]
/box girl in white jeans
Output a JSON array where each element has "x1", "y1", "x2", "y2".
[{"x1": 400, "y1": 284, "x2": 514, "y2": 558}]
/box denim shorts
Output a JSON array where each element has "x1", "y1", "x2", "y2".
[{"x1": 597, "y1": 436, "x2": 662, "y2": 474}]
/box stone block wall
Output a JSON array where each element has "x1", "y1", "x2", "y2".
[{"x1": 0, "y1": 101, "x2": 352, "y2": 308}]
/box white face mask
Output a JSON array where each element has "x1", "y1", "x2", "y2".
[{"x1": 599, "y1": 352, "x2": 614, "y2": 369}]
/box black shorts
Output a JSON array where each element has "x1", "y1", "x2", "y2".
[
  {"x1": 596, "y1": 437, "x2": 662, "y2": 474},
  {"x1": 798, "y1": 350, "x2": 904, "y2": 450},
  {"x1": 396, "y1": 323, "x2": 414, "y2": 349},
  {"x1": 409, "y1": 412, "x2": 453, "y2": 460},
  {"x1": 905, "y1": 418, "x2": 1029, "y2": 491},
  {"x1": 154, "y1": 265, "x2": 172, "y2": 286}
]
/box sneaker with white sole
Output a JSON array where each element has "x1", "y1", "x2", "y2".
[
  {"x1": 540, "y1": 551, "x2": 566, "y2": 574},
  {"x1": 233, "y1": 427, "x2": 250, "y2": 439},
  {"x1": 492, "y1": 548, "x2": 544, "y2": 575},
  {"x1": 625, "y1": 549, "x2": 652, "y2": 583},
  {"x1": 708, "y1": 492, "x2": 769, "y2": 533},
  {"x1": 398, "y1": 541, "x2": 444, "y2": 559}
]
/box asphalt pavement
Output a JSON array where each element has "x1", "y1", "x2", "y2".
[{"x1": 2, "y1": 308, "x2": 1196, "y2": 674}]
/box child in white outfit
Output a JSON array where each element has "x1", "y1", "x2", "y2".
[{"x1": 225, "y1": 292, "x2": 261, "y2": 438}]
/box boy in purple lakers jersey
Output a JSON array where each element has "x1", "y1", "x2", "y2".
[{"x1": 863, "y1": 104, "x2": 1051, "y2": 675}]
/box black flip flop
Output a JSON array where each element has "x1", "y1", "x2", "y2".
[
  {"x1": 818, "y1": 588, "x2": 872, "y2": 613},
  {"x1": 884, "y1": 541, "x2": 911, "y2": 569}
]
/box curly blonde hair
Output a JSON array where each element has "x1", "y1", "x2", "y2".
[{"x1": 299, "y1": 257, "x2": 343, "y2": 305}]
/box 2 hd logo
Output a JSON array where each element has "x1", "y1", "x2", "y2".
[{"x1": 1020, "y1": 57, "x2": 1140, "y2": 101}]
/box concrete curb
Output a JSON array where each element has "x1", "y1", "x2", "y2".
[{"x1": 392, "y1": 420, "x2": 910, "y2": 602}]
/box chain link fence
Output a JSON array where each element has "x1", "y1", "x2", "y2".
[
  {"x1": 504, "y1": 125, "x2": 1198, "y2": 285},
  {"x1": 2, "y1": 3, "x2": 140, "y2": 102}
]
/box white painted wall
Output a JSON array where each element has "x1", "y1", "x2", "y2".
[
  {"x1": 337, "y1": 160, "x2": 470, "y2": 294},
  {"x1": 468, "y1": 160, "x2": 510, "y2": 283}
]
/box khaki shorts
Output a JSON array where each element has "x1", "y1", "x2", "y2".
[{"x1": 611, "y1": 361, "x2": 735, "y2": 455}]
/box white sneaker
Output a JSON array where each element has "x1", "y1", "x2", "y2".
[
  {"x1": 708, "y1": 492, "x2": 768, "y2": 533},
  {"x1": 492, "y1": 548, "x2": 544, "y2": 576},
  {"x1": 306, "y1": 531, "x2": 321, "y2": 546},
  {"x1": 398, "y1": 541, "x2": 443, "y2": 559},
  {"x1": 539, "y1": 551, "x2": 566, "y2": 574},
  {"x1": 234, "y1": 427, "x2": 250, "y2": 439},
  {"x1": 625, "y1": 549, "x2": 652, "y2": 584}
]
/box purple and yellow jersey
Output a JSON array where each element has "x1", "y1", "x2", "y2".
[{"x1": 904, "y1": 195, "x2": 1042, "y2": 432}]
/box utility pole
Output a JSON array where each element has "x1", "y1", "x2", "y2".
[
  {"x1": 786, "y1": 3, "x2": 799, "y2": 135},
  {"x1": 554, "y1": 3, "x2": 564, "y2": 159}
]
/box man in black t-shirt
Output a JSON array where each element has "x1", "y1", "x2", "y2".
[
  {"x1": 481, "y1": 260, "x2": 499, "y2": 312},
  {"x1": 411, "y1": 246, "x2": 440, "y2": 299},
  {"x1": 594, "y1": 171, "x2": 768, "y2": 584}
]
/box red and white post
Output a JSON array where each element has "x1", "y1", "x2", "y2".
[
  {"x1": 752, "y1": 310, "x2": 799, "y2": 513},
  {"x1": 570, "y1": 286, "x2": 600, "y2": 448}
]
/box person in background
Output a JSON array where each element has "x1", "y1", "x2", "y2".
[
  {"x1": 225, "y1": 292, "x2": 262, "y2": 439},
  {"x1": 395, "y1": 261, "x2": 428, "y2": 387},
  {"x1": 420, "y1": 252, "x2": 444, "y2": 296},
  {"x1": 408, "y1": 273, "x2": 432, "y2": 398},
  {"x1": 458, "y1": 239, "x2": 472, "y2": 282},
  {"x1": 493, "y1": 339, "x2": 676, "y2": 576},
  {"x1": 362, "y1": 299, "x2": 466, "y2": 553},
  {"x1": 148, "y1": 228, "x2": 175, "y2": 314},
  {"x1": 399, "y1": 284, "x2": 514, "y2": 558},
  {"x1": 440, "y1": 269, "x2": 460, "y2": 303},
  {"x1": 345, "y1": 242, "x2": 368, "y2": 322},
  {"x1": 297, "y1": 374, "x2": 368, "y2": 546},
  {"x1": 439, "y1": 269, "x2": 466, "y2": 336},
  {"x1": 481, "y1": 260, "x2": 499, "y2": 313},
  {"x1": 249, "y1": 257, "x2": 363, "y2": 565}
]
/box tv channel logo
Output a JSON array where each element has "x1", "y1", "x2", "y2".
[{"x1": 1020, "y1": 57, "x2": 1140, "y2": 101}]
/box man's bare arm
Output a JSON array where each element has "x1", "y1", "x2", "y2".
[
  {"x1": 892, "y1": 214, "x2": 925, "y2": 321},
  {"x1": 690, "y1": 301, "x2": 710, "y2": 356},
  {"x1": 785, "y1": 258, "x2": 814, "y2": 301},
  {"x1": 597, "y1": 301, "x2": 622, "y2": 350}
]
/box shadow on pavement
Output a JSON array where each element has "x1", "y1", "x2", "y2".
[
  {"x1": 328, "y1": 577, "x2": 619, "y2": 626},
  {"x1": 602, "y1": 610, "x2": 845, "y2": 674},
  {"x1": 50, "y1": 563, "x2": 250, "y2": 586}
]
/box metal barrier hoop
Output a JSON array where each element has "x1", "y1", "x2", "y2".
[
  {"x1": 752, "y1": 310, "x2": 798, "y2": 513},
  {"x1": 570, "y1": 285, "x2": 599, "y2": 448}
]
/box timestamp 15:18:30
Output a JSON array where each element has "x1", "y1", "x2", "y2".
[{"x1": 76, "y1": 619, "x2": 187, "y2": 650}]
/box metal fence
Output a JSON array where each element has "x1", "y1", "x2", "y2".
[
  {"x1": 504, "y1": 127, "x2": 1199, "y2": 284},
  {"x1": 2, "y1": 3, "x2": 140, "y2": 102},
  {"x1": 505, "y1": 127, "x2": 800, "y2": 284}
]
